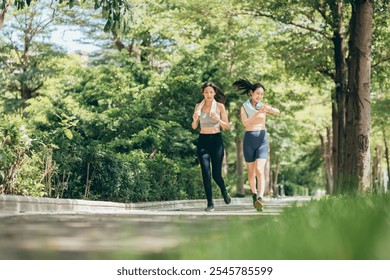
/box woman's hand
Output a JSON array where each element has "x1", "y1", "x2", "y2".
[
  {"x1": 209, "y1": 112, "x2": 220, "y2": 122},
  {"x1": 258, "y1": 104, "x2": 280, "y2": 115},
  {"x1": 193, "y1": 112, "x2": 199, "y2": 122},
  {"x1": 256, "y1": 105, "x2": 268, "y2": 114},
  {"x1": 263, "y1": 105, "x2": 272, "y2": 112}
]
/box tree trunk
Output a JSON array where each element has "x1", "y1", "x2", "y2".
[
  {"x1": 272, "y1": 161, "x2": 280, "y2": 197},
  {"x1": 265, "y1": 152, "x2": 271, "y2": 196},
  {"x1": 44, "y1": 149, "x2": 53, "y2": 197},
  {"x1": 0, "y1": 0, "x2": 10, "y2": 29},
  {"x1": 84, "y1": 161, "x2": 91, "y2": 199},
  {"x1": 235, "y1": 138, "x2": 245, "y2": 195},
  {"x1": 372, "y1": 145, "x2": 383, "y2": 193},
  {"x1": 383, "y1": 129, "x2": 390, "y2": 193},
  {"x1": 331, "y1": 0, "x2": 348, "y2": 194},
  {"x1": 342, "y1": 0, "x2": 373, "y2": 192},
  {"x1": 235, "y1": 107, "x2": 245, "y2": 196},
  {"x1": 319, "y1": 127, "x2": 334, "y2": 194},
  {"x1": 223, "y1": 149, "x2": 228, "y2": 176},
  {"x1": 326, "y1": 127, "x2": 334, "y2": 194}
]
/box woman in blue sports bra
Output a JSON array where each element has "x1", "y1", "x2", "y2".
[
  {"x1": 233, "y1": 78, "x2": 280, "y2": 211},
  {"x1": 191, "y1": 82, "x2": 231, "y2": 212}
]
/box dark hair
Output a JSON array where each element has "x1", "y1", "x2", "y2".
[
  {"x1": 232, "y1": 78, "x2": 265, "y2": 96},
  {"x1": 201, "y1": 82, "x2": 227, "y2": 104}
]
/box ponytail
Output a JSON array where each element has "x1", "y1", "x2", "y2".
[{"x1": 233, "y1": 78, "x2": 265, "y2": 96}]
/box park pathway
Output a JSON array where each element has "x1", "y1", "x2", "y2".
[{"x1": 0, "y1": 195, "x2": 311, "y2": 259}]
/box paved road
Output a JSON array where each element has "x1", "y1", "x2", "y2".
[{"x1": 0, "y1": 196, "x2": 311, "y2": 259}]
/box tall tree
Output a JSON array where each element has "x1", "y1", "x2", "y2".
[
  {"x1": 1, "y1": 2, "x2": 65, "y2": 194},
  {"x1": 343, "y1": 0, "x2": 373, "y2": 192},
  {"x1": 242, "y1": 0, "x2": 388, "y2": 193},
  {"x1": 0, "y1": 1, "x2": 63, "y2": 110}
]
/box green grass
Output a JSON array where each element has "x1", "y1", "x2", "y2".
[{"x1": 176, "y1": 194, "x2": 390, "y2": 259}]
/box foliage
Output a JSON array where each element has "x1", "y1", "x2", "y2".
[
  {"x1": 15, "y1": 50, "x2": 205, "y2": 202},
  {"x1": 0, "y1": 115, "x2": 45, "y2": 196},
  {"x1": 3, "y1": 0, "x2": 132, "y2": 33},
  {"x1": 0, "y1": 1, "x2": 66, "y2": 112},
  {"x1": 70, "y1": 150, "x2": 204, "y2": 202},
  {"x1": 0, "y1": 0, "x2": 389, "y2": 201}
]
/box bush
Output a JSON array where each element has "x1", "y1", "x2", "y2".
[
  {"x1": 77, "y1": 150, "x2": 204, "y2": 203},
  {"x1": 0, "y1": 115, "x2": 45, "y2": 196}
]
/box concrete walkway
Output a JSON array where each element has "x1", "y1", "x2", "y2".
[
  {"x1": 0, "y1": 194, "x2": 311, "y2": 216},
  {"x1": 0, "y1": 195, "x2": 312, "y2": 259}
]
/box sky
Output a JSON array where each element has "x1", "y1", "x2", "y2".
[{"x1": 51, "y1": 26, "x2": 100, "y2": 54}]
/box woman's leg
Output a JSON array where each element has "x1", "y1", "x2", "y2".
[
  {"x1": 210, "y1": 138, "x2": 231, "y2": 204},
  {"x1": 197, "y1": 136, "x2": 213, "y2": 208},
  {"x1": 247, "y1": 161, "x2": 260, "y2": 208},
  {"x1": 255, "y1": 158, "x2": 268, "y2": 198},
  {"x1": 198, "y1": 150, "x2": 213, "y2": 207},
  {"x1": 243, "y1": 132, "x2": 257, "y2": 195},
  {"x1": 246, "y1": 161, "x2": 257, "y2": 194},
  {"x1": 255, "y1": 131, "x2": 268, "y2": 199}
]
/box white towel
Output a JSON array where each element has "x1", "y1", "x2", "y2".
[
  {"x1": 243, "y1": 99, "x2": 262, "y2": 118},
  {"x1": 196, "y1": 99, "x2": 218, "y2": 116}
]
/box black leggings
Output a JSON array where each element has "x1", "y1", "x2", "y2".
[{"x1": 197, "y1": 133, "x2": 227, "y2": 207}]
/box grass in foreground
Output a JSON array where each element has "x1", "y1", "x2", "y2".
[{"x1": 176, "y1": 194, "x2": 390, "y2": 259}]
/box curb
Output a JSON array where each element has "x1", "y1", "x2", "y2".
[
  {"x1": 0, "y1": 195, "x2": 129, "y2": 214},
  {"x1": 0, "y1": 195, "x2": 246, "y2": 214},
  {"x1": 0, "y1": 195, "x2": 312, "y2": 215}
]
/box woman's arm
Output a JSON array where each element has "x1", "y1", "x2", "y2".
[
  {"x1": 240, "y1": 106, "x2": 262, "y2": 127},
  {"x1": 216, "y1": 103, "x2": 230, "y2": 130},
  {"x1": 192, "y1": 104, "x2": 199, "y2": 130},
  {"x1": 264, "y1": 104, "x2": 280, "y2": 115}
]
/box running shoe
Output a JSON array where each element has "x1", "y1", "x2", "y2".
[{"x1": 254, "y1": 197, "x2": 264, "y2": 212}]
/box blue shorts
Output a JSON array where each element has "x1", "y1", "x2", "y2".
[{"x1": 243, "y1": 130, "x2": 268, "y2": 162}]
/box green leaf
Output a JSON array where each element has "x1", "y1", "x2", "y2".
[
  {"x1": 102, "y1": 8, "x2": 109, "y2": 18},
  {"x1": 63, "y1": 128, "x2": 73, "y2": 140},
  {"x1": 49, "y1": 144, "x2": 60, "y2": 150},
  {"x1": 104, "y1": 19, "x2": 112, "y2": 33}
]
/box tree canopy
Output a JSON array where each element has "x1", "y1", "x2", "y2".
[{"x1": 1, "y1": 0, "x2": 389, "y2": 200}]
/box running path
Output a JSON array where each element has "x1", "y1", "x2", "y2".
[
  {"x1": 0, "y1": 195, "x2": 313, "y2": 259},
  {"x1": 135, "y1": 197, "x2": 311, "y2": 216}
]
